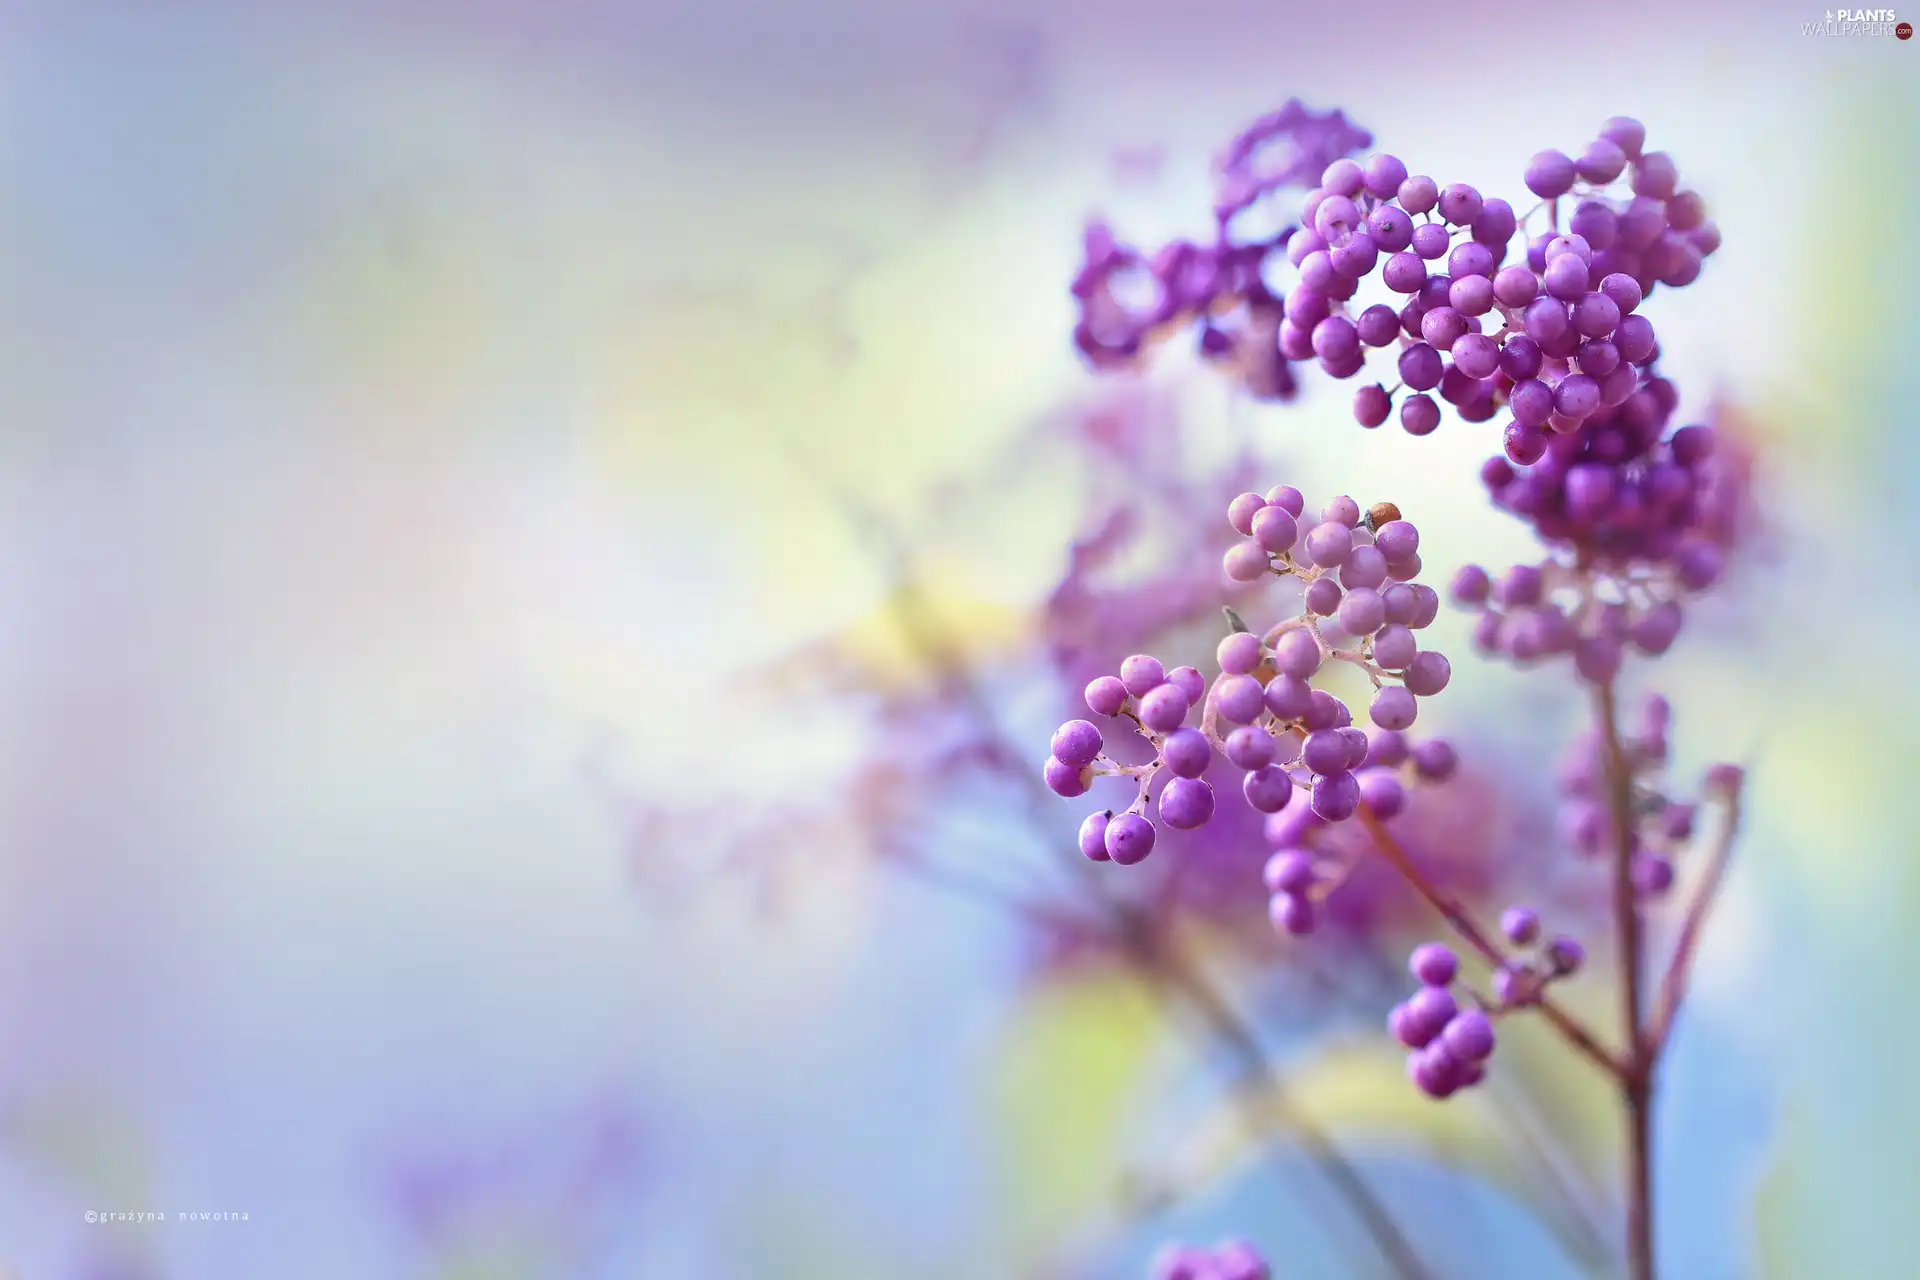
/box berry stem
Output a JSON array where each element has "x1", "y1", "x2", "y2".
[
  {"x1": 1354, "y1": 809, "x2": 1626, "y2": 1078},
  {"x1": 1130, "y1": 920, "x2": 1432, "y2": 1280},
  {"x1": 860, "y1": 542, "x2": 1429, "y2": 1278},
  {"x1": 1595, "y1": 680, "x2": 1655, "y2": 1280},
  {"x1": 1645, "y1": 771, "x2": 1745, "y2": 1057}
]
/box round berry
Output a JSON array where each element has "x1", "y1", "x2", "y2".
[
  {"x1": 1337, "y1": 586, "x2": 1387, "y2": 635},
  {"x1": 1406, "y1": 984, "x2": 1458, "y2": 1040},
  {"x1": 1354, "y1": 383, "x2": 1392, "y2": 428},
  {"x1": 1501, "y1": 905, "x2": 1541, "y2": 945},
  {"x1": 1357, "y1": 767, "x2": 1405, "y2": 818},
  {"x1": 1438, "y1": 182, "x2": 1483, "y2": 226},
  {"x1": 1077, "y1": 810, "x2": 1111, "y2": 861},
  {"x1": 1545, "y1": 936, "x2": 1585, "y2": 974},
  {"x1": 1226, "y1": 725, "x2": 1277, "y2": 771},
  {"x1": 1120, "y1": 654, "x2": 1165, "y2": 697},
  {"x1": 1265, "y1": 848, "x2": 1316, "y2": 894},
  {"x1": 1370, "y1": 685, "x2": 1418, "y2": 731},
  {"x1": 1263, "y1": 674, "x2": 1313, "y2": 720},
  {"x1": 1410, "y1": 941, "x2": 1459, "y2": 986},
  {"x1": 1524, "y1": 149, "x2": 1577, "y2": 198},
  {"x1": 1270, "y1": 891, "x2": 1316, "y2": 936},
  {"x1": 1159, "y1": 776, "x2": 1216, "y2": 830},
  {"x1": 1442, "y1": 1010, "x2": 1496, "y2": 1062},
  {"x1": 1250, "y1": 504, "x2": 1299, "y2": 554},
  {"x1": 1139, "y1": 682, "x2": 1192, "y2": 733},
  {"x1": 1305, "y1": 522, "x2": 1353, "y2": 568},
  {"x1": 1104, "y1": 812, "x2": 1156, "y2": 865},
  {"x1": 1411, "y1": 738, "x2": 1457, "y2": 781},
  {"x1": 1362, "y1": 152, "x2": 1409, "y2": 198},
  {"x1": 1398, "y1": 174, "x2": 1439, "y2": 214},
  {"x1": 1243, "y1": 765, "x2": 1295, "y2": 813},
  {"x1": 1162, "y1": 727, "x2": 1212, "y2": 778},
  {"x1": 1400, "y1": 394, "x2": 1440, "y2": 437},
  {"x1": 1085, "y1": 676, "x2": 1128, "y2": 717},
  {"x1": 1271, "y1": 629, "x2": 1321, "y2": 679},
  {"x1": 1224, "y1": 543, "x2": 1271, "y2": 582},
  {"x1": 1310, "y1": 770, "x2": 1361, "y2": 820},
  {"x1": 1044, "y1": 755, "x2": 1091, "y2": 797},
  {"x1": 1051, "y1": 719, "x2": 1103, "y2": 768},
  {"x1": 1404, "y1": 651, "x2": 1451, "y2": 697},
  {"x1": 1227, "y1": 492, "x2": 1267, "y2": 536},
  {"x1": 1214, "y1": 673, "x2": 1266, "y2": 724},
  {"x1": 1217, "y1": 631, "x2": 1263, "y2": 675}
]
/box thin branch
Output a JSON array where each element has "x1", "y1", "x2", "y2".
[
  {"x1": 1353, "y1": 809, "x2": 1627, "y2": 1080},
  {"x1": 1595, "y1": 680, "x2": 1654, "y2": 1280},
  {"x1": 1644, "y1": 775, "x2": 1745, "y2": 1057}
]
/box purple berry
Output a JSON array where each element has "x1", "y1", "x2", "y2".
[
  {"x1": 1243, "y1": 766, "x2": 1295, "y2": 813},
  {"x1": 1357, "y1": 767, "x2": 1406, "y2": 818},
  {"x1": 1265, "y1": 848, "x2": 1316, "y2": 894},
  {"x1": 1270, "y1": 892, "x2": 1316, "y2": 936},
  {"x1": 1120, "y1": 654, "x2": 1165, "y2": 697},
  {"x1": 1218, "y1": 631, "x2": 1263, "y2": 675},
  {"x1": 1410, "y1": 941, "x2": 1459, "y2": 986},
  {"x1": 1309, "y1": 770, "x2": 1360, "y2": 820},
  {"x1": 1077, "y1": 810, "x2": 1111, "y2": 861},
  {"x1": 1051, "y1": 719, "x2": 1103, "y2": 768},
  {"x1": 1085, "y1": 676, "x2": 1128, "y2": 718},
  {"x1": 1442, "y1": 1010, "x2": 1496, "y2": 1062},
  {"x1": 1162, "y1": 727, "x2": 1212, "y2": 778},
  {"x1": 1139, "y1": 683, "x2": 1192, "y2": 733},
  {"x1": 1104, "y1": 812, "x2": 1156, "y2": 865},
  {"x1": 1044, "y1": 755, "x2": 1091, "y2": 797},
  {"x1": 1501, "y1": 905, "x2": 1541, "y2": 945},
  {"x1": 1226, "y1": 725, "x2": 1277, "y2": 771},
  {"x1": 1370, "y1": 685, "x2": 1418, "y2": 731},
  {"x1": 1215, "y1": 674, "x2": 1266, "y2": 725},
  {"x1": 1227, "y1": 492, "x2": 1267, "y2": 536},
  {"x1": 1159, "y1": 777, "x2": 1216, "y2": 830}
]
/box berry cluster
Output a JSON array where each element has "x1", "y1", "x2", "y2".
[
  {"x1": 1389, "y1": 943, "x2": 1497, "y2": 1098},
  {"x1": 1071, "y1": 100, "x2": 1373, "y2": 401},
  {"x1": 1486, "y1": 907, "x2": 1587, "y2": 1015},
  {"x1": 1450, "y1": 406, "x2": 1747, "y2": 682},
  {"x1": 1044, "y1": 488, "x2": 1455, "y2": 867},
  {"x1": 1293, "y1": 118, "x2": 1715, "y2": 441},
  {"x1": 1259, "y1": 726, "x2": 1457, "y2": 936},
  {"x1": 1150, "y1": 1238, "x2": 1270, "y2": 1280}
]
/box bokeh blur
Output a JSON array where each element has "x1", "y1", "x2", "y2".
[{"x1": 1, "y1": 1, "x2": 1916, "y2": 1277}]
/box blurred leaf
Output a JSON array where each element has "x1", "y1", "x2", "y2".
[{"x1": 989, "y1": 970, "x2": 1167, "y2": 1254}]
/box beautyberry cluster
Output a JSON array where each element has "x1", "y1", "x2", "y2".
[
  {"x1": 1389, "y1": 943, "x2": 1496, "y2": 1098},
  {"x1": 1294, "y1": 117, "x2": 1714, "y2": 442},
  {"x1": 1259, "y1": 726, "x2": 1457, "y2": 936},
  {"x1": 1043, "y1": 487, "x2": 1455, "y2": 867},
  {"x1": 1450, "y1": 408, "x2": 1744, "y2": 682},
  {"x1": 1072, "y1": 100, "x2": 1373, "y2": 401},
  {"x1": 1149, "y1": 1239, "x2": 1270, "y2": 1280},
  {"x1": 1486, "y1": 907, "x2": 1587, "y2": 1016}
]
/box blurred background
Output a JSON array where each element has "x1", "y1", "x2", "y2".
[{"x1": 0, "y1": 1, "x2": 1916, "y2": 1276}]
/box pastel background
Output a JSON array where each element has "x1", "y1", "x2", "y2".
[{"x1": 0, "y1": 1, "x2": 1914, "y2": 1277}]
